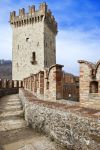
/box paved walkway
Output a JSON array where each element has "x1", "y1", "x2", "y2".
[{"x1": 0, "y1": 94, "x2": 64, "y2": 150}]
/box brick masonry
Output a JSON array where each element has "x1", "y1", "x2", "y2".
[{"x1": 78, "y1": 60, "x2": 100, "y2": 103}]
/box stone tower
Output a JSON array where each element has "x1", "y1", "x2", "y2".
[{"x1": 10, "y1": 3, "x2": 57, "y2": 80}]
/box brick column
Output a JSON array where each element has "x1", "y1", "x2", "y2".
[
  {"x1": 2, "y1": 79, "x2": 7, "y2": 88},
  {"x1": 36, "y1": 71, "x2": 44, "y2": 99},
  {"x1": 19, "y1": 80, "x2": 23, "y2": 88},
  {"x1": 9, "y1": 80, "x2": 13, "y2": 88},
  {"x1": 78, "y1": 61, "x2": 91, "y2": 102},
  {"x1": 48, "y1": 64, "x2": 64, "y2": 101},
  {"x1": 44, "y1": 69, "x2": 49, "y2": 100},
  {"x1": 39, "y1": 71, "x2": 44, "y2": 95},
  {"x1": 14, "y1": 80, "x2": 19, "y2": 88},
  {"x1": 36, "y1": 74, "x2": 40, "y2": 96},
  {"x1": 31, "y1": 75, "x2": 35, "y2": 94},
  {"x1": 34, "y1": 74, "x2": 37, "y2": 95}
]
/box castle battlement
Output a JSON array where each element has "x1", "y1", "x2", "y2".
[{"x1": 10, "y1": 2, "x2": 57, "y2": 34}]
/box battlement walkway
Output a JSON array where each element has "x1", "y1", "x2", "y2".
[{"x1": 0, "y1": 94, "x2": 64, "y2": 150}]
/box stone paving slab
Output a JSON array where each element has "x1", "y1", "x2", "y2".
[
  {"x1": 0, "y1": 110, "x2": 24, "y2": 117},
  {"x1": 0, "y1": 94, "x2": 27, "y2": 132},
  {"x1": 0, "y1": 94, "x2": 65, "y2": 150},
  {"x1": 0, "y1": 128, "x2": 64, "y2": 150}
]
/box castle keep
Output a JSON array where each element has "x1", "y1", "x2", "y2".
[{"x1": 10, "y1": 3, "x2": 57, "y2": 80}]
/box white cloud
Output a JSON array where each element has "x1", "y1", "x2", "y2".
[
  {"x1": 0, "y1": 24, "x2": 12, "y2": 59},
  {"x1": 56, "y1": 29, "x2": 100, "y2": 75},
  {"x1": 0, "y1": 0, "x2": 100, "y2": 76}
]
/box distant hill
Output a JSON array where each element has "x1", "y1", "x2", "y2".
[{"x1": 0, "y1": 60, "x2": 12, "y2": 80}]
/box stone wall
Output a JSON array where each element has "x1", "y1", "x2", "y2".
[
  {"x1": 23, "y1": 64, "x2": 64, "y2": 101},
  {"x1": 23, "y1": 64, "x2": 79, "y2": 101},
  {"x1": 78, "y1": 60, "x2": 100, "y2": 102},
  {"x1": 24, "y1": 64, "x2": 79, "y2": 101},
  {"x1": 0, "y1": 79, "x2": 23, "y2": 98},
  {"x1": 63, "y1": 83, "x2": 79, "y2": 101},
  {"x1": 63, "y1": 73, "x2": 79, "y2": 101},
  {"x1": 19, "y1": 89, "x2": 100, "y2": 150}
]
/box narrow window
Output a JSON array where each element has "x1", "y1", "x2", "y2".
[
  {"x1": 46, "y1": 81, "x2": 49, "y2": 90},
  {"x1": 31, "y1": 52, "x2": 36, "y2": 64},
  {"x1": 32, "y1": 52, "x2": 36, "y2": 61},
  {"x1": 18, "y1": 45, "x2": 19, "y2": 50},
  {"x1": 26, "y1": 38, "x2": 29, "y2": 42}
]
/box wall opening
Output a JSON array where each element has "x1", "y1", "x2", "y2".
[
  {"x1": 31, "y1": 52, "x2": 36, "y2": 64},
  {"x1": 46, "y1": 81, "x2": 49, "y2": 90},
  {"x1": 90, "y1": 81, "x2": 98, "y2": 93},
  {"x1": 18, "y1": 45, "x2": 19, "y2": 50},
  {"x1": 32, "y1": 52, "x2": 36, "y2": 61},
  {"x1": 26, "y1": 38, "x2": 29, "y2": 42}
]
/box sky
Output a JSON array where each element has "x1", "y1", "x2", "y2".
[{"x1": 0, "y1": 0, "x2": 100, "y2": 75}]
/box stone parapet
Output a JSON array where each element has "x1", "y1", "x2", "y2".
[
  {"x1": 0, "y1": 79, "x2": 23, "y2": 89},
  {"x1": 10, "y1": 3, "x2": 57, "y2": 34},
  {"x1": 23, "y1": 64, "x2": 64, "y2": 101},
  {"x1": 19, "y1": 89, "x2": 100, "y2": 150}
]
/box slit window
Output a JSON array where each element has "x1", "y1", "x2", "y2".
[
  {"x1": 32, "y1": 52, "x2": 36, "y2": 61},
  {"x1": 18, "y1": 45, "x2": 19, "y2": 50},
  {"x1": 26, "y1": 38, "x2": 29, "y2": 42},
  {"x1": 46, "y1": 81, "x2": 49, "y2": 90}
]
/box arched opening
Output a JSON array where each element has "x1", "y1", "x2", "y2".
[{"x1": 90, "y1": 81, "x2": 98, "y2": 93}]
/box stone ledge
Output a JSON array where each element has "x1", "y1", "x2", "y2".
[{"x1": 19, "y1": 89, "x2": 100, "y2": 119}]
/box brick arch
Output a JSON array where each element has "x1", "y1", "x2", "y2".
[
  {"x1": 47, "y1": 64, "x2": 64, "y2": 80},
  {"x1": 95, "y1": 60, "x2": 100, "y2": 73},
  {"x1": 78, "y1": 60, "x2": 95, "y2": 70}
]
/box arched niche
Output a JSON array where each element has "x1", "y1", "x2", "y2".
[{"x1": 90, "y1": 81, "x2": 98, "y2": 93}]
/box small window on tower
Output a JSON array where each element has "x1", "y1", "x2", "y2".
[
  {"x1": 18, "y1": 45, "x2": 19, "y2": 50},
  {"x1": 26, "y1": 38, "x2": 29, "y2": 42},
  {"x1": 32, "y1": 52, "x2": 36, "y2": 61},
  {"x1": 31, "y1": 52, "x2": 37, "y2": 64}
]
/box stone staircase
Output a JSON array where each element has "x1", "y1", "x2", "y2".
[{"x1": 0, "y1": 94, "x2": 27, "y2": 131}]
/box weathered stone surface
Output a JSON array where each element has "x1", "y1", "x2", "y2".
[
  {"x1": 19, "y1": 89, "x2": 100, "y2": 150},
  {"x1": 10, "y1": 3, "x2": 57, "y2": 81},
  {"x1": 0, "y1": 94, "x2": 27, "y2": 132}
]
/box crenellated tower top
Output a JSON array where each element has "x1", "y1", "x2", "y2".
[{"x1": 10, "y1": 2, "x2": 58, "y2": 34}]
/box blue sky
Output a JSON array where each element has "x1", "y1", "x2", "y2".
[{"x1": 0, "y1": 0, "x2": 100, "y2": 75}]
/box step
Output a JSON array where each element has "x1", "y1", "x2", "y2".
[
  {"x1": 0, "y1": 105, "x2": 22, "y2": 111},
  {"x1": 0, "y1": 98, "x2": 20, "y2": 102},
  {"x1": 0, "y1": 110, "x2": 24, "y2": 117},
  {"x1": 0, "y1": 118, "x2": 27, "y2": 131},
  {"x1": 0, "y1": 100, "x2": 21, "y2": 104},
  {"x1": 0, "y1": 103, "x2": 22, "y2": 108},
  {"x1": 0, "y1": 107, "x2": 23, "y2": 112},
  {"x1": 5, "y1": 101, "x2": 21, "y2": 105}
]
